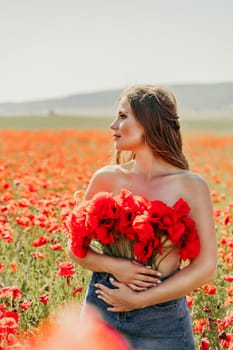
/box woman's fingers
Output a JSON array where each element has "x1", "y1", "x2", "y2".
[
  {"x1": 95, "y1": 283, "x2": 113, "y2": 303},
  {"x1": 127, "y1": 280, "x2": 161, "y2": 291},
  {"x1": 137, "y1": 273, "x2": 161, "y2": 283},
  {"x1": 95, "y1": 282, "x2": 112, "y2": 293},
  {"x1": 127, "y1": 283, "x2": 148, "y2": 291},
  {"x1": 140, "y1": 267, "x2": 162, "y2": 278},
  {"x1": 136, "y1": 278, "x2": 161, "y2": 287},
  {"x1": 96, "y1": 291, "x2": 113, "y2": 305},
  {"x1": 94, "y1": 275, "x2": 161, "y2": 299},
  {"x1": 95, "y1": 280, "x2": 141, "y2": 312},
  {"x1": 131, "y1": 260, "x2": 162, "y2": 278}
]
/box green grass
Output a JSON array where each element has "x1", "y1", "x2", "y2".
[
  {"x1": 181, "y1": 119, "x2": 233, "y2": 133},
  {"x1": 0, "y1": 115, "x2": 232, "y2": 133},
  {"x1": 0, "y1": 115, "x2": 111, "y2": 129}
]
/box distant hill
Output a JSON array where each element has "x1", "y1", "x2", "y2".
[{"x1": 0, "y1": 82, "x2": 232, "y2": 119}]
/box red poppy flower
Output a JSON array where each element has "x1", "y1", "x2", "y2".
[
  {"x1": 134, "y1": 239, "x2": 155, "y2": 264},
  {"x1": 222, "y1": 275, "x2": 233, "y2": 282},
  {"x1": 94, "y1": 226, "x2": 115, "y2": 245},
  {"x1": 115, "y1": 207, "x2": 137, "y2": 240},
  {"x1": 200, "y1": 337, "x2": 210, "y2": 350},
  {"x1": 186, "y1": 295, "x2": 194, "y2": 307},
  {"x1": 39, "y1": 295, "x2": 49, "y2": 304},
  {"x1": 167, "y1": 221, "x2": 186, "y2": 241},
  {"x1": 0, "y1": 316, "x2": 18, "y2": 336},
  {"x1": 173, "y1": 198, "x2": 190, "y2": 218},
  {"x1": 193, "y1": 319, "x2": 207, "y2": 334},
  {"x1": 9, "y1": 261, "x2": 18, "y2": 272},
  {"x1": 0, "y1": 263, "x2": 4, "y2": 273},
  {"x1": 116, "y1": 188, "x2": 149, "y2": 215},
  {"x1": 175, "y1": 217, "x2": 200, "y2": 261},
  {"x1": 0, "y1": 226, "x2": 14, "y2": 243},
  {"x1": 0, "y1": 216, "x2": 7, "y2": 224},
  {"x1": 33, "y1": 235, "x2": 50, "y2": 247},
  {"x1": 224, "y1": 215, "x2": 231, "y2": 225},
  {"x1": 0, "y1": 287, "x2": 23, "y2": 300},
  {"x1": 0, "y1": 310, "x2": 19, "y2": 323},
  {"x1": 148, "y1": 200, "x2": 171, "y2": 224},
  {"x1": 132, "y1": 214, "x2": 155, "y2": 241},
  {"x1": 32, "y1": 251, "x2": 45, "y2": 259},
  {"x1": 18, "y1": 198, "x2": 30, "y2": 208},
  {"x1": 222, "y1": 313, "x2": 233, "y2": 329},
  {"x1": 114, "y1": 190, "x2": 148, "y2": 239},
  {"x1": 57, "y1": 262, "x2": 75, "y2": 277},
  {"x1": 70, "y1": 214, "x2": 92, "y2": 258},
  {"x1": 203, "y1": 284, "x2": 217, "y2": 295},
  {"x1": 70, "y1": 190, "x2": 200, "y2": 267},
  {"x1": 203, "y1": 305, "x2": 211, "y2": 313},
  {"x1": 72, "y1": 285, "x2": 83, "y2": 296},
  {"x1": 50, "y1": 243, "x2": 63, "y2": 250},
  {"x1": 19, "y1": 300, "x2": 31, "y2": 311},
  {"x1": 85, "y1": 192, "x2": 120, "y2": 233},
  {"x1": 218, "y1": 332, "x2": 232, "y2": 349},
  {"x1": 16, "y1": 216, "x2": 31, "y2": 227}
]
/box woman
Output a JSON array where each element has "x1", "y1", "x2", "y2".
[{"x1": 69, "y1": 85, "x2": 217, "y2": 350}]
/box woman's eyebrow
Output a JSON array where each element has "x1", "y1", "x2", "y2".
[{"x1": 118, "y1": 110, "x2": 127, "y2": 115}]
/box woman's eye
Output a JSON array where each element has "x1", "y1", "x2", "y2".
[{"x1": 119, "y1": 114, "x2": 127, "y2": 119}]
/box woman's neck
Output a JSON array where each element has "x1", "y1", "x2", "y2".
[{"x1": 129, "y1": 150, "x2": 178, "y2": 181}]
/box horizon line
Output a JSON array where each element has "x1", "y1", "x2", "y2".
[{"x1": 0, "y1": 80, "x2": 232, "y2": 105}]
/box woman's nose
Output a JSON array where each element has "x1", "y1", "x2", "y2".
[{"x1": 110, "y1": 119, "x2": 118, "y2": 130}]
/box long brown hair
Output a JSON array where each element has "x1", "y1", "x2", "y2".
[{"x1": 113, "y1": 85, "x2": 189, "y2": 170}]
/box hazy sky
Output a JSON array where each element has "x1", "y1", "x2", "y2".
[{"x1": 1, "y1": 0, "x2": 233, "y2": 102}]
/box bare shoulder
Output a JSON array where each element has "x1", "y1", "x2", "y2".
[
  {"x1": 179, "y1": 172, "x2": 216, "y2": 257},
  {"x1": 181, "y1": 171, "x2": 209, "y2": 191},
  {"x1": 84, "y1": 164, "x2": 122, "y2": 200},
  {"x1": 92, "y1": 164, "x2": 122, "y2": 181},
  {"x1": 179, "y1": 171, "x2": 212, "y2": 211}
]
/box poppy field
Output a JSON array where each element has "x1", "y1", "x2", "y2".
[{"x1": 0, "y1": 128, "x2": 232, "y2": 349}]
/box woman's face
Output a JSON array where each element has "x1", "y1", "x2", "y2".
[{"x1": 110, "y1": 97, "x2": 145, "y2": 151}]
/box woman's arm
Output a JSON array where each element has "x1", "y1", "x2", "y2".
[
  {"x1": 68, "y1": 244, "x2": 161, "y2": 291},
  {"x1": 95, "y1": 175, "x2": 218, "y2": 311}
]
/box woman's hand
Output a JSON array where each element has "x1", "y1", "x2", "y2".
[
  {"x1": 95, "y1": 278, "x2": 143, "y2": 312},
  {"x1": 110, "y1": 259, "x2": 161, "y2": 291},
  {"x1": 68, "y1": 244, "x2": 161, "y2": 291}
]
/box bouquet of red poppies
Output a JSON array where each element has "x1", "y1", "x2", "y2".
[{"x1": 69, "y1": 189, "x2": 200, "y2": 268}]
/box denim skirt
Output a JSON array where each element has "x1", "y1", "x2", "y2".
[{"x1": 83, "y1": 272, "x2": 195, "y2": 350}]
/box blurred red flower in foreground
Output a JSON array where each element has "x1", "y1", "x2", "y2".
[
  {"x1": 22, "y1": 304, "x2": 132, "y2": 350},
  {"x1": 0, "y1": 305, "x2": 19, "y2": 347}
]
